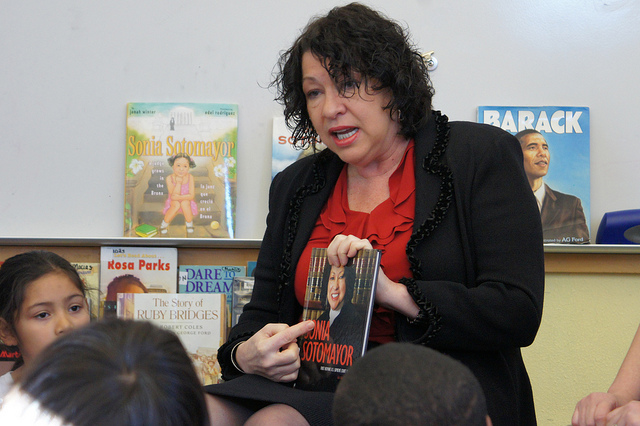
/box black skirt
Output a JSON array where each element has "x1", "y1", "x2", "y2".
[{"x1": 204, "y1": 375, "x2": 334, "y2": 426}]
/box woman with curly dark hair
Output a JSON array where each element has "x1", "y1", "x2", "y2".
[{"x1": 205, "y1": 3, "x2": 544, "y2": 425}]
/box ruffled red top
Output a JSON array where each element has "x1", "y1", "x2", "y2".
[{"x1": 294, "y1": 141, "x2": 416, "y2": 344}]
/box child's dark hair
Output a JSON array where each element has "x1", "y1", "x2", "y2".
[
  {"x1": 0, "y1": 251, "x2": 86, "y2": 329},
  {"x1": 333, "y1": 343, "x2": 488, "y2": 426},
  {"x1": 167, "y1": 153, "x2": 196, "y2": 168},
  {"x1": 19, "y1": 319, "x2": 210, "y2": 426}
]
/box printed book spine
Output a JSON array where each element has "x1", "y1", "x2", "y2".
[{"x1": 231, "y1": 276, "x2": 254, "y2": 327}]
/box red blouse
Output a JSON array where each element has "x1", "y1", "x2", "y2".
[{"x1": 294, "y1": 141, "x2": 416, "y2": 344}]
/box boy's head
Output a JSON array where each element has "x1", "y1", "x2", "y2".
[{"x1": 333, "y1": 342, "x2": 491, "y2": 426}]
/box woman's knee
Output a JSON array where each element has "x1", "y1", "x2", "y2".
[
  {"x1": 205, "y1": 394, "x2": 253, "y2": 426},
  {"x1": 244, "y1": 404, "x2": 309, "y2": 426}
]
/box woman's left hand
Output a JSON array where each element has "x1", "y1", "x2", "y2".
[
  {"x1": 326, "y1": 234, "x2": 420, "y2": 319},
  {"x1": 326, "y1": 234, "x2": 373, "y2": 267}
]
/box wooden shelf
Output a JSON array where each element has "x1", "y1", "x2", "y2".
[
  {"x1": 0, "y1": 237, "x2": 262, "y2": 249},
  {"x1": 1, "y1": 238, "x2": 640, "y2": 274},
  {"x1": 543, "y1": 244, "x2": 640, "y2": 274},
  {"x1": 0, "y1": 237, "x2": 261, "y2": 266}
]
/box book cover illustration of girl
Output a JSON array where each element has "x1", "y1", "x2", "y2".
[{"x1": 160, "y1": 153, "x2": 198, "y2": 235}]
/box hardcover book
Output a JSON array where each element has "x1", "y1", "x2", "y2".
[
  {"x1": 178, "y1": 265, "x2": 246, "y2": 333},
  {"x1": 0, "y1": 261, "x2": 16, "y2": 362},
  {"x1": 117, "y1": 292, "x2": 226, "y2": 385},
  {"x1": 231, "y1": 276, "x2": 254, "y2": 327},
  {"x1": 295, "y1": 248, "x2": 380, "y2": 392},
  {"x1": 0, "y1": 345, "x2": 19, "y2": 362},
  {"x1": 70, "y1": 262, "x2": 100, "y2": 320},
  {"x1": 272, "y1": 117, "x2": 323, "y2": 179},
  {"x1": 478, "y1": 106, "x2": 591, "y2": 244},
  {"x1": 99, "y1": 246, "x2": 178, "y2": 319},
  {"x1": 124, "y1": 102, "x2": 238, "y2": 238}
]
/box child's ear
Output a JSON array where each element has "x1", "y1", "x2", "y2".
[{"x1": 0, "y1": 318, "x2": 18, "y2": 347}]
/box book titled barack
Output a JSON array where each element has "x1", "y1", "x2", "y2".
[
  {"x1": 295, "y1": 248, "x2": 380, "y2": 392},
  {"x1": 478, "y1": 106, "x2": 591, "y2": 244}
]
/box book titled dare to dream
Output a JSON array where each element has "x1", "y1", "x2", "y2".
[
  {"x1": 178, "y1": 265, "x2": 246, "y2": 334},
  {"x1": 295, "y1": 248, "x2": 380, "y2": 392}
]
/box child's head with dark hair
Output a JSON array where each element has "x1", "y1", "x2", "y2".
[
  {"x1": 272, "y1": 2, "x2": 434, "y2": 148},
  {"x1": 333, "y1": 342, "x2": 490, "y2": 426},
  {"x1": 0, "y1": 250, "x2": 89, "y2": 369},
  {"x1": 168, "y1": 152, "x2": 196, "y2": 168},
  {"x1": 0, "y1": 319, "x2": 209, "y2": 426}
]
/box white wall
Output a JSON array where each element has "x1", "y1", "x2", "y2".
[{"x1": 2, "y1": 0, "x2": 639, "y2": 239}]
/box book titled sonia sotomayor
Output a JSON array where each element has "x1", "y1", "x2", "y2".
[
  {"x1": 124, "y1": 103, "x2": 238, "y2": 239},
  {"x1": 295, "y1": 247, "x2": 381, "y2": 392}
]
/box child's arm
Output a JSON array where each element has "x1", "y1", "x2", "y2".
[
  {"x1": 168, "y1": 174, "x2": 194, "y2": 201},
  {"x1": 166, "y1": 174, "x2": 178, "y2": 197},
  {"x1": 186, "y1": 174, "x2": 196, "y2": 201}
]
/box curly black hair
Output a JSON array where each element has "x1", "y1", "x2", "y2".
[{"x1": 271, "y1": 2, "x2": 435, "y2": 149}]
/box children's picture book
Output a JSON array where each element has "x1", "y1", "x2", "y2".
[
  {"x1": 231, "y1": 276, "x2": 254, "y2": 327},
  {"x1": 178, "y1": 265, "x2": 246, "y2": 333},
  {"x1": 117, "y1": 292, "x2": 226, "y2": 385},
  {"x1": 295, "y1": 248, "x2": 381, "y2": 392},
  {"x1": 0, "y1": 345, "x2": 19, "y2": 362},
  {"x1": 70, "y1": 262, "x2": 100, "y2": 320},
  {"x1": 272, "y1": 117, "x2": 323, "y2": 179},
  {"x1": 0, "y1": 260, "x2": 16, "y2": 362},
  {"x1": 124, "y1": 103, "x2": 238, "y2": 238},
  {"x1": 478, "y1": 106, "x2": 591, "y2": 244},
  {"x1": 99, "y1": 246, "x2": 178, "y2": 319}
]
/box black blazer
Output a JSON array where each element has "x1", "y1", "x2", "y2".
[{"x1": 317, "y1": 303, "x2": 366, "y2": 357}]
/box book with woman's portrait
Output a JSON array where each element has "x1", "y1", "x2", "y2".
[{"x1": 295, "y1": 247, "x2": 381, "y2": 392}]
